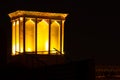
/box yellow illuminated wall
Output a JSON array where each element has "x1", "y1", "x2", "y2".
[
  {"x1": 12, "y1": 18, "x2": 65, "y2": 55},
  {"x1": 12, "y1": 21, "x2": 16, "y2": 55},
  {"x1": 25, "y1": 19, "x2": 35, "y2": 52},
  {"x1": 37, "y1": 19, "x2": 49, "y2": 54},
  {"x1": 9, "y1": 10, "x2": 67, "y2": 55},
  {"x1": 62, "y1": 20, "x2": 65, "y2": 54},
  {"x1": 12, "y1": 20, "x2": 20, "y2": 55},
  {"x1": 19, "y1": 17, "x2": 23, "y2": 53},
  {"x1": 50, "y1": 20, "x2": 60, "y2": 53},
  {"x1": 16, "y1": 20, "x2": 19, "y2": 54}
]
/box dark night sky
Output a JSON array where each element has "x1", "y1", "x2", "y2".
[{"x1": 0, "y1": 0, "x2": 120, "y2": 64}]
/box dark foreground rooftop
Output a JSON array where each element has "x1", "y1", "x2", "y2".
[{"x1": 0, "y1": 59, "x2": 95, "y2": 80}]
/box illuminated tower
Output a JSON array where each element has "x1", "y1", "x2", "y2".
[
  {"x1": 8, "y1": 10, "x2": 68, "y2": 55},
  {"x1": 8, "y1": 10, "x2": 68, "y2": 67}
]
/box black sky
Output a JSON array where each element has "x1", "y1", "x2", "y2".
[{"x1": 0, "y1": 0, "x2": 120, "y2": 64}]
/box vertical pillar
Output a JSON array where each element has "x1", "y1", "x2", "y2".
[
  {"x1": 14, "y1": 20, "x2": 16, "y2": 55},
  {"x1": 11, "y1": 20, "x2": 13, "y2": 55},
  {"x1": 62, "y1": 20, "x2": 65, "y2": 54},
  {"x1": 23, "y1": 17, "x2": 25, "y2": 54},
  {"x1": 19, "y1": 18, "x2": 20, "y2": 54},
  {"x1": 15, "y1": 20, "x2": 17, "y2": 55},
  {"x1": 60, "y1": 20, "x2": 62, "y2": 54},
  {"x1": 48, "y1": 19, "x2": 51, "y2": 54},
  {"x1": 35, "y1": 18, "x2": 37, "y2": 54}
]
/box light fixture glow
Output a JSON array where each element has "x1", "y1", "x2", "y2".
[{"x1": 8, "y1": 10, "x2": 68, "y2": 55}]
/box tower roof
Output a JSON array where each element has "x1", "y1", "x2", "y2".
[{"x1": 8, "y1": 10, "x2": 68, "y2": 20}]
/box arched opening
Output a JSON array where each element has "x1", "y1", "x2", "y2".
[
  {"x1": 25, "y1": 18, "x2": 35, "y2": 52},
  {"x1": 50, "y1": 20, "x2": 60, "y2": 54},
  {"x1": 37, "y1": 19, "x2": 49, "y2": 54}
]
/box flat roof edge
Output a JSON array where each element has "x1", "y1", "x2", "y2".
[{"x1": 8, "y1": 10, "x2": 68, "y2": 19}]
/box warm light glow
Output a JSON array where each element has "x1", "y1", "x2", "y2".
[
  {"x1": 50, "y1": 20, "x2": 60, "y2": 53},
  {"x1": 25, "y1": 18, "x2": 35, "y2": 52},
  {"x1": 62, "y1": 20, "x2": 65, "y2": 54},
  {"x1": 37, "y1": 19, "x2": 48, "y2": 54},
  {"x1": 9, "y1": 10, "x2": 68, "y2": 55},
  {"x1": 27, "y1": 48, "x2": 31, "y2": 51},
  {"x1": 45, "y1": 41, "x2": 48, "y2": 51},
  {"x1": 51, "y1": 51, "x2": 57, "y2": 54},
  {"x1": 20, "y1": 48, "x2": 23, "y2": 53},
  {"x1": 20, "y1": 17, "x2": 23, "y2": 21},
  {"x1": 8, "y1": 10, "x2": 68, "y2": 20},
  {"x1": 12, "y1": 45, "x2": 15, "y2": 55},
  {"x1": 16, "y1": 20, "x2": 19, "y2": 24},
  {"x1": 19, "y1": 17, "x2": 23, "y2": 53},
  {"x1": 16, "y1": 20, "x2": 19, "y2": 52},
  {"x1": 13, "y1": 21, "x2": 15, "y2": 26},
  {"x1": 12, "y1": 21, "x2": 15, "y2": 55}
]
